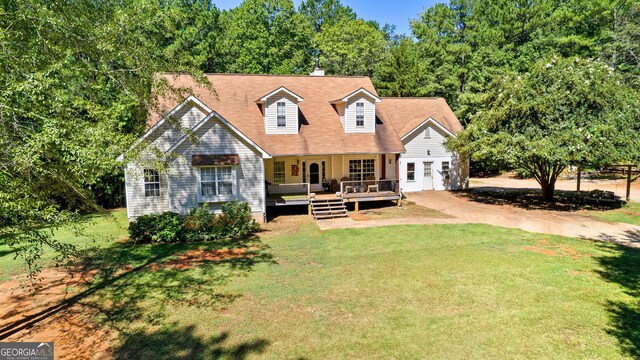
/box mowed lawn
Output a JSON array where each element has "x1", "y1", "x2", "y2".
[
  {"x1": 2, "y1": 210, "x2": 640, "y2": 358},
  {"x1": 589, "y1": 201, "x2": 640, "y2": 226}
]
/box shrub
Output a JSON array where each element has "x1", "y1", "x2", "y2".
[
  {"x1": 129, "y1": 212, "x2": 185, "y2": 244},
  {"x1": 128, "y1": 202, "x2": 259, "y2": 244},
  {"x1": 185, "y1": 204, "x2": 222, "y2": 242},
  {"x1": 218, "y1": 201, "x2": 260, "y2": 238}
]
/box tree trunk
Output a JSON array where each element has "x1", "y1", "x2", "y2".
[{"x1": 539, "y1": 178, "x2": 556, "y2": 201}]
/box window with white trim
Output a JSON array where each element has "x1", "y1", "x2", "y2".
[
  {"x1": 144, "y1": 169, "x2": 160, "y2": 197},
  {"x1": 355, "y1": 102, "x2": 365, "y2": 127},
  {"x1": 276, "y1": 101, "x2": 286, "y2": 127},
  {"x1": 442, "y1": 161, "x2": 450, "y2": 180},
  {"x1": 273, "y1": 161, "x2": 285, "y2": 184},
  {"x1": 424, "y1": 162, "x2": 432, "y2": 177},
  {"x1": 349, "y1": 159, "x2": 375, "y2": 181},
  {"x1": 407, "y1": 163, "x2": 415, "y2": 181},
  {"x1": 199, "y1": 166, "x2": 235, "y2": 201},
  {"x1": 424, "y1": 127, "x2": 431, "y2": 139}
]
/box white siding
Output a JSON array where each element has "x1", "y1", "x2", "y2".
[
  {"x1": 344, "y1": 96, "x2": 375, "y2": 133},
  {"x1": 403, "y1": 122, "x2": 451, "y2": 158},
  {"x1": 147, "y1": 103, "x2": 207, "y2": 153},
  {"x1": 265, "y1": 93, "x2": 299, "y2": 134},
  {"x1": 168, "y1": 119, "x2": 265, "y2": 216},
  {"x1": 125, "y1": 102, "x2": 207, "y2": 220},
  {"x1": 125, "y1": 164, "x2": 169, "y2": 218},
  {"x1": 399, "y1": 122, "x2": 468, "y2": 192}
]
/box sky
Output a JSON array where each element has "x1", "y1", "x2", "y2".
[{"x1": 212, "y1": 0, "x2": 443, "y2": 36}]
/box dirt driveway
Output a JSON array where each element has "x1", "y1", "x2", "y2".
[
  {"x1": 406, "y1": 191, "x2": 640, "y2": 248},
  {"x1": 471, "y1": 174, "x2": 640, "y2": 202}
]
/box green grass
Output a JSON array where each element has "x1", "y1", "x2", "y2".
[
  {"x1": 4, "y1": 211, "x2": 640, "y2": 358},
  {"x1": 589, "y1": 201, "x2": 640, "y2": 226},
  {"x1": 0, "y1": 209, "x2": 129, "y2": 282}
]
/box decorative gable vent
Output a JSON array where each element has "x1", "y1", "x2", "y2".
[{"x1": 256, "y1": 87, "x2": 304, "y2": 135}]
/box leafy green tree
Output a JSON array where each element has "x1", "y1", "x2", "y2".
[
  {"x1": 220, "y1": 0, "x2": 313, "y2": 74},
  {"x1": 298, "y1": 0, "x2": 355, "y2": 33},
  {"x1": 449, "y1": 57, "x2": 640, "y2": 200},
  {"x1": 315, "y1": 18, "x2": 387, "y2": 76},
  {"x1": 0, "y1": 0, "x2": 207, "y2": 280},
  {"x1": 374, "y1": 36, "x2": 432, "y2": 97}
]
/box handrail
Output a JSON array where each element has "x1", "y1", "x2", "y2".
[{"x1": 340, "y1": 179, "x2": 398, "y2": 194}]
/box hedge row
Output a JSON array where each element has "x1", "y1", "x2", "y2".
[{"x1": 128, "y1": 201, "x2": 259, "y2": 244}]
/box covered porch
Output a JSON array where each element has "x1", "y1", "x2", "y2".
[{"x1": 264, "y1": 153, "x2": 401, "y2": 208}]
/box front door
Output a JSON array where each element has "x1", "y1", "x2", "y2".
[
  {"x1": 309, "y1": 162, "x2": 321, "y2": 191},
  {"x1": 422, "y1": 162, "x2": 434, "y2": 190}
]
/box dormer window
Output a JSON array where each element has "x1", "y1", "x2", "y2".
[
  {"x1": 277, "y1": 102, "x2": 286, "y2": 127},
  {"x1": 356, "y1": 102, "x2": 365, "y2": 127},
  {"x1": 257, "y1": 86, "x2": 304, "y2": 135},
  {"x1": 330, "y1": 87, "x2": 381, "y2": 134}
]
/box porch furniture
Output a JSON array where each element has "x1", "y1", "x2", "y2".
[
  {"x1": 341, "y1": 176, "x2": 355, "y2": 193},
  {"x1": 364, "y1": 175, "x2": 378, "y2": 193},
  {"x1": 330, "y1": 179, "x2": 339, "y2": 192}
]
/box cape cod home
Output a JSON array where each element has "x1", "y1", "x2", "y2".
[{"x1": 122, "y1": 67, "x2": 467, "y2": 222}]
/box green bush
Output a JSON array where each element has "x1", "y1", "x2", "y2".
[
  {"x1": 129, "y1": 202, "x2": 259, "y2": 244},
  {"x1": 128, "y1": 212, "x2": 185, "y2": 244},
  {"x1": 218, "y1": 201, "x2": 260, "y2": 238},
  {"x1": 185, "y1": 204, "x2": 222, "y2": 242}
]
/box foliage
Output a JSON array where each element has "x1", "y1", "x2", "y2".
[
  {"x1": 129, "y1": 212, "x2": 186, "y2": 244},
  {"x1": 218, "y1": 202, "x2": 261, "y2": 239},
  {"x1": 185, "y1": 204, "x2": 221, "y2": 242},
  {"x1": 448, "y1": 56, "x2": 640, "y2": 200},
  {"x1": 315, "y1": 18, "x2": 387, "y2": 77},
  {"x1": 130, "y1": 202, "x2": 259, "y2": 244},
  {"x1": 219, "y1": 0, "x2": 313, "y2": 74}
]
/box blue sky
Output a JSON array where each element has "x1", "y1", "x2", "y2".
[{"x1": 212, "y1": 1, "x2": 444, "y2": 35}]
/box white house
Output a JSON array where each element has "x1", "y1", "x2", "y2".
[{"x1": 122, "y1": 69, "x2": 467, "y2": 222}]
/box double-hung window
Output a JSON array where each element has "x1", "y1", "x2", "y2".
[
  {"x1": 407, "y1": 163, "x2": 415, "y2": 181},
  {"x1": 199, "y1": 166, "x2": 235, "y2": 201},
  {"x1": 273, "y1": 161, "x2": 285, "y2": 184},
  {"x1": 144, "y1": 169, "x2": 160, "y2": 197},
  {"x1": 442, "y1": 161, "x2": 450, "y2": 180},
  {"x1": 355, "y1": 102, "x2": 365, "y2": 127},
  {"x1": 276, "y1": 101, "x2": 286, "y2": 127}
]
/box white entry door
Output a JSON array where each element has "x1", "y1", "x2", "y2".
[
  {"x1": 308, "y1": 161, "x2": 322, "y2": 192},
  {"x1": 422, "y1": 162, "x2": 434, "y2": 190}
]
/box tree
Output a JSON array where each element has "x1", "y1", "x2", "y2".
[
  {"x1": 373, "y1": 36, "x2": 432, "y2": 97},
  {"x1": 315, "y1": 18, "x2": 387, "y2": 76},
  {"x1": 298, "y1": 0, "x2": 355, "y2": 33},
  {"x1": 448, "y1": 57, "x2": 640, "y2": 200},
  {"x1": 220, "y1": 0, "x2": 313, "y2": 74},
  {"x1": 0, "y1": 0, "x2": 208, "y2": 280}
]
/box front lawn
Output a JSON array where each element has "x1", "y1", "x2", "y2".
[{"x1": 3, "y1": 211, "x2": 640, "y2": 358}]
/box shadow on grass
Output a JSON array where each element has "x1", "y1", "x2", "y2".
[
  {"x1": 594, "y1": 236, "x2": 640, "y2": 358},
  {"x1": 114, "y1": 325, "x2": 269, "y2": 360},
  {"x1": 0, "y1": 235, "x2": 275, "y2": 357},
  {"x1": 456, "y1": 187, "x2": 625, "y2": 212}
]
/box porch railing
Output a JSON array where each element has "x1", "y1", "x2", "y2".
[
  {"x1": 340, "y1": 179, "x2": 398, "y2": 196},
  {"x1": 266, "y1": 182, "x2": 311, "y2": 198}
]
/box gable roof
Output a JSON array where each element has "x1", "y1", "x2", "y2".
[
  {"x1": 330, "y1": 87, "x2": 381, "y2": 104},
  {"x1": 151, "y1": 74, "x2": 405, "y2": 156},
  {"x1": 376, "y1": 98, "x2": 463, "y2": 139},
  {"x1": 257, "y1": 86, "x2": 304, "y2": 103},
  {"x1": 164, "y1": 107, "x2": 270, "y2": 159}
]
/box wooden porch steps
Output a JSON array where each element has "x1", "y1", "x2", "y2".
[{"x1": 310, "y1": 198, "x2": 348, "y2": 220}]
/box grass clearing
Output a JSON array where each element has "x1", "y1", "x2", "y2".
[
  {"x1": 588, "y1": 201, "x2": 640, "y2": 226},
  {"x1": 3, "y1": 210, "x2": 640, "y2": 358},
  {"x1": 0, "y1": 209, "x2": 129, "y2": 282}
]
